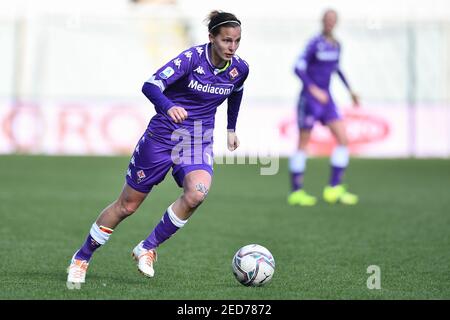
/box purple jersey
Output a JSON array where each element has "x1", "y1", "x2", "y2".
[
  {"x1": 125, "y1": 44, "x2": 248, "y2": 193},
  {"x1": 294, "y1": 35, "x2": 351, "y2": 129},
  {"x1": 294, "y1": 34, "x2": 350, "y2": 94},
  {"x1": 146, "y1": 43, "x2": 249, "y2": 145}
]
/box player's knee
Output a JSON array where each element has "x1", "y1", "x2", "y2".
[
  {"x1": 116, "y1": 199, "x2": 139, "y2": 218},
  {"x1": 184, "y1": 187, "x2": 208, "y2": 209}
]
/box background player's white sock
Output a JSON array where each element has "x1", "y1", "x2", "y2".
[
  {"x1": 330, "y1": 145, "x2": 349, "y2": 186},
  {"x1": 289, "y1": 150, "x2": 307, "y2": 191},
  {"x1": 331, "y1": 145, "x2": 349, "y2": 168}
]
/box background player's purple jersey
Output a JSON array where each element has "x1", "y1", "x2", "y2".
[
  {"x1": 146, "y1": 43, "x2": 249, "y2": 144},
  {"x1": 294, "y1": 34, "x2": 350, "y2": 94}
]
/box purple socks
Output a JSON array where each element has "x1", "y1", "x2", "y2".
[
  {"x1": 74, "y1": 223, "x2": 113, "y2": 262},
  {"x1": 291, "y1": 172, "x2": 304, "y2": 191},
  {"x1": 143, "y1": 206, "x2": 187, "y2": 250},
  {"x1": 74, "y1": 234, "x2": 101, "y2": 261},
  {"x1": 330, "y1": 166, "x2": 346, "y2": 186}
]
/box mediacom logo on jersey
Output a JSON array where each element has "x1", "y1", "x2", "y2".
[{"x1": 187, "y1": 80, "x2": 233, "y2": 95}]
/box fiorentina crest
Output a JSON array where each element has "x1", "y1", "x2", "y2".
[
  {"x1": 137, "y1": 170, "x2": 146, "y2": 183},
  {"x1": 229, "y1": 67, "x2": 239, "y2": 80}
]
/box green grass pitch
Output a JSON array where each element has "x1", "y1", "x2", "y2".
[{"x1": 0, "y1": 155, "x2": 449, "y2": 299}]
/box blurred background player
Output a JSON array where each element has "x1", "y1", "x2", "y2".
[
  {"x1": 288, "y1": 9, "x2": 360, "y2": 207},
  {"x1": 67, "y1": 10, "x2": 249, "y2": 287}
]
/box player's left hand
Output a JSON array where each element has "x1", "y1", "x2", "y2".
[
  {"x1": 227, "y1": 130, "x2": 240, "y2": 151},
  {"x1": 350, "y1": 91, "x2": 360, "y2": 108}
]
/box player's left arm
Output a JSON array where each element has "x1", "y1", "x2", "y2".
[
  {"x1": 226, "y1": 65, "x2": 249, "y2": 151},
  {"x1": 226, "y1": 89, "x2": 243, "y2": 151},
  {"x1": 336, "y1": 47, "x2": 360, "y2": 107}
]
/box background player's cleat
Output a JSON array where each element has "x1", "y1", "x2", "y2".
[
  {"x1": 66, "y1": 255, "x2": 89, "y2": 288},
  {"x1": 323, "y1": 185, "x2": 359, "y2": 205},
  {"x1": 287, "y1": 189, "x2": 317, "y2": 206},
  {"x1": 132, "y1": 241, "x2": 157, "y2": 278}
]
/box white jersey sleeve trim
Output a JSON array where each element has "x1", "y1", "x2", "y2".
[
  {"x1": 146, "y1": 75, "x2": 166, "y2": 92},
  {"x1": 295, "y1": 59, "x2": 307, "y2": 71}
]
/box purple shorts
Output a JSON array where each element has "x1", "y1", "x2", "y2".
[
  {"x1": 125, "y1": 132, "x2": 214, "y2": 193},
  {"x1": 297, "y1": 93, "x2": 341, "y2": 130}
]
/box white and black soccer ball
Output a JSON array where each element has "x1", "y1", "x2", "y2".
[{"x1": 232, "y1": 244, "x2": 275, "y2": 287}]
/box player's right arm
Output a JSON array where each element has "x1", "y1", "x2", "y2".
[
  {"x1": 294, "y1": 37, "x2": 329, "y2": 105},
  {"x1": 141, "y1": 83, "x2": 187, "y2": 123},
  {"x1": 142, "y1": 50, "x2": 195, "y2": 122}
]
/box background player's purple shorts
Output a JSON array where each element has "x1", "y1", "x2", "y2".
[
  {"x1": 297, "y1": 93, "x2": 341, "y2": 129},
  {"x1": 126, "y1": 132, "x2": 214, "y2": 193}
]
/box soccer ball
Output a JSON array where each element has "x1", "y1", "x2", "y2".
[{"x1": 232, "y1": 244, "x2": 275, "y2": 286}]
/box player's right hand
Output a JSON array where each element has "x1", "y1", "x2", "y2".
[
  {"x1": 167, "y1": 106, "x2": 188, "y2": 123},
  {"x1": 309, "y1": 85, "x2": 329, "y2": 105}
]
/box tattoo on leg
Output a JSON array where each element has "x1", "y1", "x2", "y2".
[{"x1": 195, "y1": 183, "x2": 209, "y2": 199}]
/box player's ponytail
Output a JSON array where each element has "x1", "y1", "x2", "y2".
[{"x1": 205, "y1": 10, "x2": 241, "y2": 36}]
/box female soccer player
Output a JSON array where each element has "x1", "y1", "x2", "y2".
[
  {"x1": 67, "y1": 10, "x2": 249, "y2": 287},
  {"x1": 288, "y1": 9, "x2": 359, "y2": 206}
]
